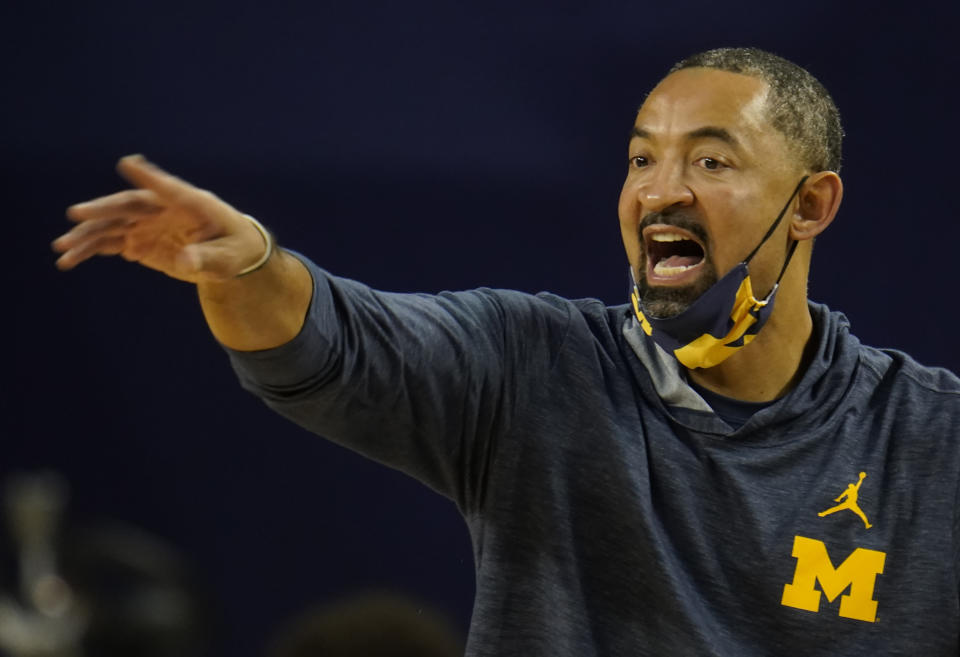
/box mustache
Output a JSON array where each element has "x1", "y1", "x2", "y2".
[{"x1": 638, "y1": 210, "x2": 710, "y2": 249}]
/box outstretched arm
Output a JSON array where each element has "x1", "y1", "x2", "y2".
[
  {"x1": 52, "y1": 155, "x2": 572, "y2": 507},
  {"x1": 53, "y1": 155, "x2": 312, "y2": 351}
]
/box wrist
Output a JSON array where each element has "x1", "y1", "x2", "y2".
[{"x1": 236, "y1": 214, "x2": 274, "y2": 277}]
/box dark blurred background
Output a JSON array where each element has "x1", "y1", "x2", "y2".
[{"x1": 3, "y1": 1, "x2": 959, "y2": 654}]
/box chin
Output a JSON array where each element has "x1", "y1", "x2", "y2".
[
  {"x1": 638, "y1": 294, "x2": 695, "y2": 319},
  {"x1": 637, "y1": 276, "x2": 716, "y2": 319}
]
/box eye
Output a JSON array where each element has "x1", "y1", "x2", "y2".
[
  {"x1": 629, "y1": 155, "x2": 649, "y2": 168},
  {"x1": 696, "y1": 157, "x2": 728, "y2": 171}
]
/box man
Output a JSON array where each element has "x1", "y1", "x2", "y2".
[{"x1": 53, "y1": 48, "x2": 960, "y2": 655}]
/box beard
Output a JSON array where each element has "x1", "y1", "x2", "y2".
[
  {"x1": 636, "y1": 210, "x2": 718, "y2": 319},
  {"x1": 636, "y1": 272, "x2": 718, "y2": 318}
]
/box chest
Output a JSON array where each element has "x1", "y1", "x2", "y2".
[{"x1": 487, "y1": 397, "x2": 959, "y2": 653}]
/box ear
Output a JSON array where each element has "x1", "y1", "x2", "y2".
[{"x1": 789, "y1": 171, "x2": 843, "y2": 241}]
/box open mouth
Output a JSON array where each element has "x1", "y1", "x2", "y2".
[{"x1": 643, "y1": 227, "x2": 706, "y2": 279}]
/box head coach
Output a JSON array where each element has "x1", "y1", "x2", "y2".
[{"x1": 53, "y1": 47, "x2": 960, "y2": 656}]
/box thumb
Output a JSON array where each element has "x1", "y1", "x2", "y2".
[
  {"x1": 174, "y1": 244, "x2": 205, "y2": 279},
  {"x1": 178, "y1": 234, "x2": 271, "y2": 281}
]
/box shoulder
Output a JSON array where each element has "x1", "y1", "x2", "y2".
[
  {"x1": 425, "y1": 287, "x2": 627, "y2": 341},
  {"x1": 858, "y1": 344, "x2": 960, "y2": 398},
  {"x1": 849, "y1": 334, "x2": 960, "y2": 430},
  {"x1": 297, "y1": 256, "x2": 632, "y2": 364},
  {"x1": 529, "y1": 292, "x2": 631, "y2": 345},
  {"x1": 810, "y1": 300, "x2": 960, "y2": 401},
  {"x1": 446, "y1": 290, "x2": 632, "y2": 373}
]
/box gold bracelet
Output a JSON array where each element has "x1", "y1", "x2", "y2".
[{"x1": 236, "y1": 214, "x2": 274, "y2": 277}]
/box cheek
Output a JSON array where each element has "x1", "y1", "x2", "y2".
[
  {"x1": 705, "y1": 188, "x2": 763, "y2": 269},
  {"x1": 617, "y1": 182, "x2": 641, "y2": 267}
]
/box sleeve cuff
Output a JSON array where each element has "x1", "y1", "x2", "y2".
[{"x1": 223, "y1": 251, "x2": 339, "y2": 389}]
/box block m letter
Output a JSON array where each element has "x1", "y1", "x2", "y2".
[{"x1": 781, "y1": 535, "x2": 886, "y2": 623}]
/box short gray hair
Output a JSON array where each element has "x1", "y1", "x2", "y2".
[{"x1": 669, "y1": 47, "x2": 843, "y2": 173}]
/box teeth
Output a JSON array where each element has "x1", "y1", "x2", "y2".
[
  {"x1": 653, "y1": 261, "x2": 698, "y2": 276},
  {"x1": 650, "y1": 232, "x2": 690, "y2": 242}
]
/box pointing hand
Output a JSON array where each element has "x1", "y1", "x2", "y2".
[{"x1": 53, "y1": 155, "x2": 270, "y2": 283}]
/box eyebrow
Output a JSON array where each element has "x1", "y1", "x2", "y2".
[
  {"x1": 687, "y1": 126, "x2": 740, "y2": 148},
  {"x1": 630, "y1": 125, "x2": 741, "y2": 149}
]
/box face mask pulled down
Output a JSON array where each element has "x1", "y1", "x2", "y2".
[{"x1": 630, "y1": 177, "x2": 808, "y2": 370}]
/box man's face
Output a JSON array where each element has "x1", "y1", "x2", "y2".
[{"x1": 618, "y1": 68, "x2": 801, "y2": 318}]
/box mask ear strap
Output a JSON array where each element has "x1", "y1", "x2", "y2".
[
  {"x1": 756, "y1": 238, "x2": 801, "y2": 304},
  {"x1": 743, "y1": 176, "x2": 809, "y2": 264},
  {"x1": 774, "y1": 239, "x2": 800, "y2": 283}
]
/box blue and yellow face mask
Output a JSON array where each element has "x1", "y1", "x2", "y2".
[{"x1": 630, "y1": 177, "x2": 808, "y2": 370}]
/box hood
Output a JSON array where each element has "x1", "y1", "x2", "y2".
[{"x1": 621, "y1": 301, "x2": 864, "y2": 443}]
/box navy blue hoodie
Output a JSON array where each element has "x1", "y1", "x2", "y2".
[{"x1": 229, "y1": 256, "x2": 960, "y2": 656}]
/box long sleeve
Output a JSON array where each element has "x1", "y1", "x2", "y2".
[{"x1": 224, "y1": 254, "x2": 572, "y2": 513}]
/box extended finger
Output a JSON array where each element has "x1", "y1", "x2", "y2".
[
  {"x1": 116, "y1": 154, "x2": 200, "y2": 202},
  {"x1": 55, "y1": 235, "x2": 126, "y2": 270},
  {"x1": 52, "y1": 216, "x2": 132, "y2": 252},
  {"x1": 67, "y1": 189, "x2": 163, "y2": 222}
]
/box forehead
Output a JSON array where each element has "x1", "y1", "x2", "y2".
[{"x1": 634, "y1": 68, "x2": 774, "y2": 144}]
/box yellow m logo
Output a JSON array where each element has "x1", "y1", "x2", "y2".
[{"x1": 781, "y1": 535, "x2": 886, "y2": 623}]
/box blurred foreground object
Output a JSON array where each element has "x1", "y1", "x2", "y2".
[
  {"x1": 267, "y1": 591, "x2": 463, "y2": 657},
  {"x1": 0, "y1": 472, "x2": 210, "y2": 657},
  {"x1": 0, "y1": 472, "x2": 86, "y2": 657},
  {"x1": 62, "y1": 522, "x2": 212, "y2": 657}
]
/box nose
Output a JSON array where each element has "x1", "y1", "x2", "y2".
[{"x1": 636, "y1": 163, "x2": 694, "y2": 213}]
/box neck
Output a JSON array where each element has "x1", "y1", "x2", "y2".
[{"x1": 686, "y1": 286, "x2": 815, "y2": 403}]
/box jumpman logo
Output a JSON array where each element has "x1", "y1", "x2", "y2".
[{"x1": 818, "y1": 472, "x2": 872, "y2": 529}]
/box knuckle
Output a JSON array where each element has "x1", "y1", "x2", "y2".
[
  {"x1": 119, "y1": 190, "x2": 161, "y2": 214},
  {"x1": 193, "y1": 188, "x2": 219, "y2": 205},
  {"x1": 179, "y1": 188, "x2": 225, "y2": 216}
]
